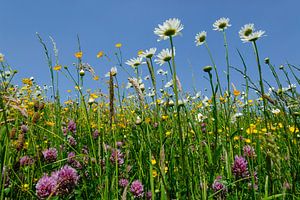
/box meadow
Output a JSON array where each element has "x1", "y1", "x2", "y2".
[{"x1": 1, "y1": 18, "x2": 300, "y2": 199}]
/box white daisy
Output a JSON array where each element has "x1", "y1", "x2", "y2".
[
  {"x1": 157, "y1": 69, "x2": 168, "y2": 75},
  {"x1": 271, "y1": 108, "x2": 280, "y2": 114},
  {"x1": 195, "y1": 31, "x2": 207, "y2": 46},
  {"x1": 139, "y1": 48, "x2": 157, "y2": 59},
  {"x1": 155, "y1": 48, "x2": 175, "y2": 66},
  {"x1": 164, "y1": 79, "x2": 173, "y2": 88},
  {"x1": 125, "y1": 57, "x2": 144, "y2": 68},
  {"x1": 239, "y1": 24, "x2": 265, "y2": 42},
  {"x1": 154, "y1": 18, "x2": 184, "y2": 41},
  {"x1": 144, "y1": 75, "x2": 150, "y2": 80},
  {"x1": 213, "y1": 17, "x2": 231, "y2": 31},
  {"x1": 0, "y1": 53, "x2": 4, "y2": 62},
  {"x1": 105, "y1": 66, "x2": 118, "y2": 77}
]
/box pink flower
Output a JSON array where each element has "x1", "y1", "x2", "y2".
[{"x1": 130, "y1": 180, "x2": 144, "y2": 198}]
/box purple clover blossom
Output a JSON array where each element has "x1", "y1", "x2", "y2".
[
  {"x1": 232, "y1": 155, "x2": 249, "y2": 178},
  {"x1": 146, "y1": 191, "x2": 152, "y2": 200},
  {"x1": 116, "y1": 141, "x2": 124, "y2": 148},
  {"x1": 68, "y1": 136, "x2": 77, "y2": 147},
  {"x1": 62, "y1": 127, "x2": 67, "y2": 136},
  {"x1": 67, "y1": 152, "x2": 76, "y2": 162},
  {"x1": 110, "y1": 149, "x2": 124, "y2": 166},
  {"x1": 36, "y1": 165, "x2": 79, "y2": 198},
  {"x1": 42, "y1": 148, "x2": 58, "y2": 163},
  {"x1": 36, "y1": 175, "x2": 57, "y2": 199},
  {"x1": 212, "y1": 176, "x2": 227, "y2": 198},
  {"x1": 19, "y1": 156, "x2": 34, "y2": 166},
  {"x1": 67, "y1": 120, "x2": 76, "y2": 134},
  {"x1": 130, "y1": 180, "x2": 144, "y2": 198},
  {"x1": 20, "y1": 124, "x2": 28, "y2": 134},
  {"x1": 93, "y1": 129, "x2": 99, "y2": 139},
  {"x1": 119, "y1": 178, "x2": 129, "y2": 188},
  {"x1": 55, "y1": 165, "x2": 79, "y2": 195},
  {"x1": 67, "y1": 152, "x2": 82, "y2": 169},
  {"x1": 243, "y1": 145, "x2": 256, "y2": 158}
]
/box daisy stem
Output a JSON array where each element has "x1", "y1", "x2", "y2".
[
  {"x1": 169, "y1": 36, "x2": 185, "y2": 193},
  {"x1": 252, "y1": 41, "x2": 268, "y2": 129},
  {"x1": 208, "y1": 71, "x2": 218, "y2": 151},
  {"x1": 205, "y1": 42, "x2": 223, "y2": 96},
  {"x1": 222, "y1": 30, "x2": 231, "y2": 123}
]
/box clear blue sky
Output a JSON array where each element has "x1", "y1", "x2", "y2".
[{"x1": 1, "y1": 0, "x2": 300, "y2": 98}]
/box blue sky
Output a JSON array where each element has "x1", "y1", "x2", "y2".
[{"x1": 1, "y1": 0, "x2": 300, "y2": 99}]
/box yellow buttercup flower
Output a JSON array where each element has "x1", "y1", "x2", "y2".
[
  {"x1": 233, "y1": 90, "x2": 241, "y2": 96},
  {"x1": 151, "y1": 159, "x2": 157, "y2": 165},
  {"x1": 244, "y1": 138, "x2": 251, "y2": 143},
  {"x1": 74, "y1": 51, "x2": 83, "y2": 58},
  {"x1": 97, "y1": 51, "x2": 104, "y2": 58},
  {"x1": 152, "y1": 170, "x2": 158, "y2": 177},
  {"x1": 21, "y1": 184, "x2": 29, "y2": 192},
  {"x1": 53, "y1": 65, "x2": 62, "y2": 71},
  {"x1": 90, "y1": 93, "x2": 99, "y2": 99},
  {"x1": 93, "y1": 75, "x2": 99, "y2": 81},
  {"x1": 162, "y1": 115, "x2": 168, "y2": 121},
  {"x1": 45, "y1": 121, "x2": 55, "y2": 127},
  {"x1": 115, "y1": 43, "x2": 122, "y2": 48}
]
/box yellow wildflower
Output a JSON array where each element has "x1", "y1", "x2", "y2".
[
  {"x1": 145, "y1": 117, "x2": 151, "y2": 124},
  {"x1": 93, "y1": 75, "x2": 99, "y2": 81},
  {"x1": 115, "y1": 43, "x2": 122, "y2": 48},
  {"x1": 233, "y1": 90, "x2": 240, "y2": 96},
  {"x1": 21, "y1": 184, "x2": 29, "y2": 192},
  {"x1": 97, "y1": 51, "x2": 104, "y2": 58},
  {"x1": 22, "y1": 78, "x2": 32, "y2": 86},
  {"x1": 53, "y1": 65, "x2": 62, "y2": 71},
  {"x1": 165, "y1": 131, "x2": 171, "y2": 136},
  {"x1": 152, "y1": 170, "x2": 158, "y2": 177},
  {"x1": 244, "y1": 138, "x2": 251, "y2": 143},
  {"x1": 162, "y1": 115, "x2": 168, "y2": 121},
  {"x1": 165, "y1": 167, "x2": 168, "y2": 173},
  {"x1": 151, "y1": 159, "x2": 157, "y2": 165},
  {"x1": 90, "y1": 93, "x2": 99, "y2": 99},
  {"x1": 45, "y1": 121, "x2": 55, "y2": 127},
  {"x1": 74, "y1": 51, "x2": 83, "y2": 58}
]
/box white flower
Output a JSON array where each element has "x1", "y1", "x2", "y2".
[
  {"x1": 0, "y1": 53, "x2": 4, "y2": 62},
  {"x1": 157, "y1": 69, "x2": 168, "y2": 75},
  {"x1": 271, "y1": 108, "x2": 280, "y2": 114},
  {"x1": 105, "y1": 66, "x2": 118, "y2": 77},
  {"x1": 231, "y1": 112, "x2": 243, "y2": 123},
  {"x1": 195, "y1": 31, "x2": 207, "y2": 46},
  {"x1": 88, "y1": 97, "x2": 95, "y2": 105},
  {"x1": 155, "y1": 48, "x2": 175, "y2": 66},
  {"x1": 196, "y1": 113, "x2": 207, "y2": 122},
  {"x1": 154, "y1": 18, "x2": 184, "y2": 41},
  {"x1": 139, "y1": 48, "x2": 157, "y2": 58},
  {"x1": 213, "y1": 17, "x2": 231, "y2": 31},
  {"x1": 239, "y1": 24, "x2": 265, "y2": 42},
  {"x1": 191, "y1": 92, "x2": 201, "y2": 100},
  {"x1": 125, "y1": 57, "x2": 143, "y2": 68},
  {"x1": 144, "y1": 75, "x2": 150, "y2": 80},
  {"x1": 140, "y1": 83, "x2": 145, "y2": 91},
  {"x1": 164, "y1": 80, "x2": 173, "y2": 88},
  {"x1": 126, "y1": 82, "x2": 133, "y2": 89},
  {"x1": 3, "y1": 71, "x2": 11, "y2": 79},
  {"x1": 147, "y1": 90, "x2": 156, "y2": 97}
]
